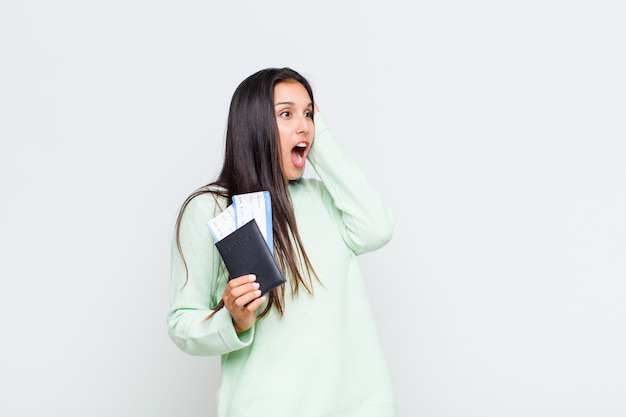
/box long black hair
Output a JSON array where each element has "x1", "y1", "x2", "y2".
[{"x1": 175, "y1": 67, "x2": 319, "y2": 318}]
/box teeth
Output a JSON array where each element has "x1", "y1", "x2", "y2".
[{"x1": 295, "y1": 143, "x2": 307, "y2": 148}]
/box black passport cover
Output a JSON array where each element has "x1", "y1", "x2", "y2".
[{"x1": 215, "y1": 219, "x2": 286, "y2": 296}]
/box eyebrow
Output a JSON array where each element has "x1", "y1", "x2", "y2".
[{"x1": 274, "y1": 101, "x2": 313, "y2": 107}]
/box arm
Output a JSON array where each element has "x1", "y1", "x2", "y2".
[
  {"x1": 167, "y1": 193, "x2": 256, "y2": 356},
  {"x1": 307, "y1": 110, "x2": 394, "y2": 254}
]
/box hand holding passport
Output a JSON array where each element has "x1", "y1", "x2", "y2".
[{"x1": 207, "y1": 191, "x2": 286, "y2": 296}]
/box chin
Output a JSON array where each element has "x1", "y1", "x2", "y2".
[{"x1": 285, "y1": 171, "x2": 303, "y2": 183}]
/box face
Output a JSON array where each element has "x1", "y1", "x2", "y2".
[{"x1": 274, "y1": 81, "x2": 314, "y2": 183}]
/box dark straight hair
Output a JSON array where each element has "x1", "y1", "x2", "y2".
[{"x1": 175, "y1": 67, "x2": 320, "y2": 318}]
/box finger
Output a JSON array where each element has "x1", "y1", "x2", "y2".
[
  {"x1": 228, "y1": 274, "x2": 256, "y2": 289},
  {"x1": 227, "y1": 280, "x2": 260, "y2": 301},
  {"x1": 244, "y1": 296, "x2": 266, "y2": 312},
  {"x1": 233, "y1": 288, "x2": 262, "y2": 310}
]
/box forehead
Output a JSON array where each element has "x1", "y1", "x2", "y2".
[{"x1": 274, "y1": 81, "x2": 311, "y2": 105}]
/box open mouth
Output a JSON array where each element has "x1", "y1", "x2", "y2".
[{"x1": 291, "y1": 142, "x2": 308, "y2": 168}]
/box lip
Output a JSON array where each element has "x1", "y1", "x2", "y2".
[{"x1": 291, "y1": 141, "x2": 310, "y2": 169}]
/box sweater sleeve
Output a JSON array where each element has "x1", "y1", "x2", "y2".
[
  {"x1": 167, "y1": 193, "x2": 254, "y2": 356},
  {"x1": 306, "y1": 112, "x2": 394, "y2": 254}
]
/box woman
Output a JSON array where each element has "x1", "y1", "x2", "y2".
[{"x1": 168, "y1": 67, "x2": 396, "y2": 417}]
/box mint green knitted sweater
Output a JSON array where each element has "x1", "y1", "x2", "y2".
[{"x1": 168, "y1": 113, "x2": 396, "y2": 417}]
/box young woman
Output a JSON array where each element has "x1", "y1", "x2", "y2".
[{"x1": 168, "y1": 67, "x2": 397, "y2": 417}]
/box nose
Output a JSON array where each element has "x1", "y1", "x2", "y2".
[{"x1": 296, "y1": 115, "x2": 310, "y2": 135}]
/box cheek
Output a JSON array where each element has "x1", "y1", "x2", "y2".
[
  {"x1": 277, "y1": 135, "x2": 289, "y2": 159},
  {"x1": 276, "y1": 124, "x2": 289, "y2": 151},
  {"x1": 280, "y1": 150, "x2": 290, "y2": 173},
  {"x1": 278, "y1": 123, "x2": 297, "y2": 152},
  {"x1": 276, "y1": 137, "x2": 291, "y2": 172}
]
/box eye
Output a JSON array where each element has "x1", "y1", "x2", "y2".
[
  {"x1": 305, "y1": 110, "x2": 313, "y2": 119},
  {"x1": 279, "y1": 110, "x2": 292, "y2": 118}
]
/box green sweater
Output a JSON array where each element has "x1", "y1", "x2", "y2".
[{"x1": 168, "y1": 113, "x2": 397, "y2": 417}]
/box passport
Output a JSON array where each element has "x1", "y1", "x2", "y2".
[{"x1": 214, "y1": 218, "x2": 286, "y2": 296}]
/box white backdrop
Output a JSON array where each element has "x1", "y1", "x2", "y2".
[{"x1": 1, "y1": 1, "x2": 625, "y2": 416}]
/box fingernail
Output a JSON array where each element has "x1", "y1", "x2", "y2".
[
  {"x1": 248, "y1": 274, "x2": 256, "y2": 281},
  {"x1": 253, "y1": 283, "x2": 260, "y2": 289},
  {"x1": 255, "y1": 290, "x2": 261, "y2": 296}
]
